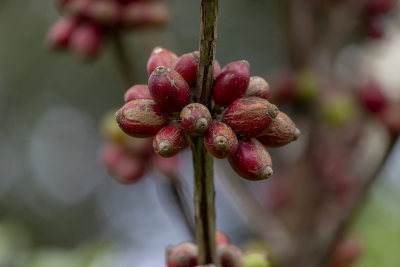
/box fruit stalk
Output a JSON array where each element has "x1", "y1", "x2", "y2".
[
  {"x1": 111, "y1": 31, "x2": 135, "y2": 86},
  {"x1": 190, "y1": 0, "x2": 219, "y2": 265}
]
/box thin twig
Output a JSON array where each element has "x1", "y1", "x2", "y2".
[
  {"x1": 319, "y1": 135, "x2": 398, "y2": 266},
  {"x1": 110, "y1": 31, "x2": 135, "y2": 87}
]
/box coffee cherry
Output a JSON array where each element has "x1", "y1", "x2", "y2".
[
  {"x1": 147, "y1": 46, "x2": 178, "y2": 76},
  {"x1": 100, "y1": 110, "x2": 128, "y2": 144},
  {"x1": 204, "y1": 122, "x2": 238, "y2": 159},
  {"x1": 153, "y1": 126, "x2": 188, "y2": 158},
  {"x1": 223, "y1": 97, "x2": 279, "y2": 138},
  {"x1": 244, "y1": 76, "x2": 270, "y2": 100},
  {"x1": 148, "y1": 66, "x2": 191, "y2": 113},
  {"x1": 243, "y1": 252, "x2": 270, "y2": 267},
  {"x1": 70, "y1": 23, "x2": 102, "y2": 61},
  {"x1": 87, "y1": 0, "x2": 121, "y2": 26},
  {"x1": 257, "y1": 112, "x2": 300, "y2": 148},
  {"x1": 180, "y1": 103, "x2": 212, "y2": 135},
  {"x1": 365, "y1": 0, "x2": 394, "y2": 15},
  {"x1": 167, "y1": 242, "x2": 198, "y2": 267},
  {"x1": 213, "y1": 60, "x2": 251, "y2": 106},
  {"x1": 116, "y1": 99, "x2": 169, "y2": 137},
  {"x1": 358, "y1": 80, "x2": 387, "y2": 113},
  {"x1": 218, "y1": 245, "x2": 243, "y2": 267},
  {"x1": 124, "y1": 84, "x2": 152, "y2": 102},
  {"x1": 100, "y1": 142, "x2": 145, "y2": 184},
  {"x1": 173, "y1": 51, "x2": 223, "y2": 88},
  {"x1": 46, "y1": 17, "x2": 78, "y2": 50},
  {"x1": 173, "y1": 52, "x2": 200, "y2": 88},
  {"x1": 228, "y1": 138, "x2": 273, "y2": 181},
  {"x1": 122, "y1": 2, "x2": 169, "y2": 30},
  {"x1": 216, "y1": 231, "x2": 230, "y2": 247},
  {"x1": 330, "y1": 237, "x2": 362, "y2": 267},
  {"x1": 365, "y1": 17, "x2": 384, "y2": 39}
]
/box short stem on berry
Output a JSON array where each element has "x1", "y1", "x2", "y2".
[
  {"x1": 110, "y1": 31, "x2": 135, "y2": 87},
  {"x1": 190, "y1": 0, "x2": 219, "y2": 265}
]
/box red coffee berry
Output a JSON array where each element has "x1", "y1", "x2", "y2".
[
  {"x1": 365, "y1": 0, "x2": 394, "y2": 15},
  {"x1": 46, "y1": 17, "x2": 78, "y2": 50},
  {"x1": 213, "y1": 60, "x2": 251, "y2": 106},
  {"x1": 180, "y1": 103, "x2": 212, "y2": 135},
  {"x1": 167, "y1": 242, "x2": 198, "y2": 267},
  {"x1": 358, "y1": 80, "x2": 387, "y2": 113},
  {"x1": 204, "y1": 122, "x2": 238, "y2": 159},
  {"x1": 228, "y1": 138, "x2": 273, "y2": 181},
  {"x1": 124, "y1": 84, "x2": 152, "y2": 102},
  {"x1": 115, "y1": 99, "x2": 169, "y2": 137},
  {"x1": 216, "y1": 231, "x2": 230, "y2": 247},
  {"x1": 365, "y1": 17, "x2": 384, "y2": 39},
  {"x1": 330, "y1": 237, "x2": 362, "y2": 267},
  {"x1": 223, "y1": 97, "x2": 279, "y2": 137},
  {"x1": 173, "y1": 52, "x2": 199, "y2": 88},
  {"x1": 213, "y1": 60, "x2": 221, "y2": 77},
  {"x1": 244, "y1": 76, "x2": 270, "y2": 100},
  {"x1": 153, "y1": 126, "x2": 188, "y2": 158},
  {"x1": 257, "y1": 111, "x2": 300, "y2": 147},
  {"x1": 173, "y1": 51, "x2": 222, "y2": 88},
  {"x1": 122, "y1": 2, "x2": 169, "y2": 30},
  {"x1": 70, "y1": 23, "x2": 102, "y2": 61},
  {"x1": 87, "y1": 0, "x2": 121, "y2": 26},
  {"x1": 218, "y1": 245, "x2": 243, "y2": 267},
  {"x1": 100, "y1": 142, "x2": 145, "y2": 184},
  {"x1": 148, "y1": 66, "x2": 191, "y2": 113},
  {"x1": 147, "y1": 46, "x2": 178, "y2": 76}
]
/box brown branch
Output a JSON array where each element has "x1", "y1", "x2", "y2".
[
  {"x1": 110, "y1": 31, "x2": 135, "y2": 87},
  {"x1": 319, "y1": 134, "x2": 398, "y2": 266},
  {"x1": 190, "y1": 0, "x2": 219, "y2": 265}
]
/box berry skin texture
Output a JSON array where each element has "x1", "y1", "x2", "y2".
[
  {"x1": 47, "y1": 17, "x2": 78, "y2": 50},
  {"x1": 167, "y1": 242, "x2": 198, "y2": 267},
  {"x1": 115, "y1": 99, "x2": 169, "y2": 138},
  {"x1": 148, "y1": 66, "x2": 191, "y2": 113},
  {"x1": 173, "y1": 52, "x2": 200, "y2": 88},
  {"x1": 153, "y1": 126, "x2": 188, "y2": 158},
  {"x1": 218, "y1": 245, "x2": 243, "y2": 267},
  {"x1": 257, "y1": 111, "x2": 300, "y2": 148},
  {"x1": 223, "y1": 97, "x2": 279, "y2": 138},
  {"x1": 124, "y1": 84, "x2": 152, "y2": 103},
  {"x1": 180, "y1": 103, "x2": 212, "y2": 135},
  {"x1": 244, "y1": 76, "x2": 270, "y2": 100},
  {"x1": 213, "y1": 60, "x2": 251, "y2": 106},
  {"x1": 228, "y1": 138, "x2": 273, "y2": 181},
  {"x1": 205, "y1": 122, "x2": 238, "y2": 159},
  {"x1": 146, "y1": 47, "x2": 178, "y2": 76},
  {"x1": 173, "y1": 51, "x2": 223, "y2": 88},
  {"x1": 70, "y1": 23, "x2": 102, "y2": 61},
  {"x1": 216, "y1": 231, "x2": 230, "y2": 247}
]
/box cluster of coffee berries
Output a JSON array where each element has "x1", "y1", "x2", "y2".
[
  {"x1": 100, "y1": 111, "x2": 179, "y2": 184},
  {"x1": 167, "y1": 232, "x2": 245, "y2": 267},
  {"x1": 362, "y1": 0, "x2": 395, "y2": 39},
  {"x1": 46, "y1": 0, "x2": 168, "y2": 60},
  {"x1": 115, "y1": 47, "x2": 300, "y2": 181}
]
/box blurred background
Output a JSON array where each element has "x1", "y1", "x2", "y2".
[{"x1": 0, "y1": 0, "x2": 399, "y2": 266}]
